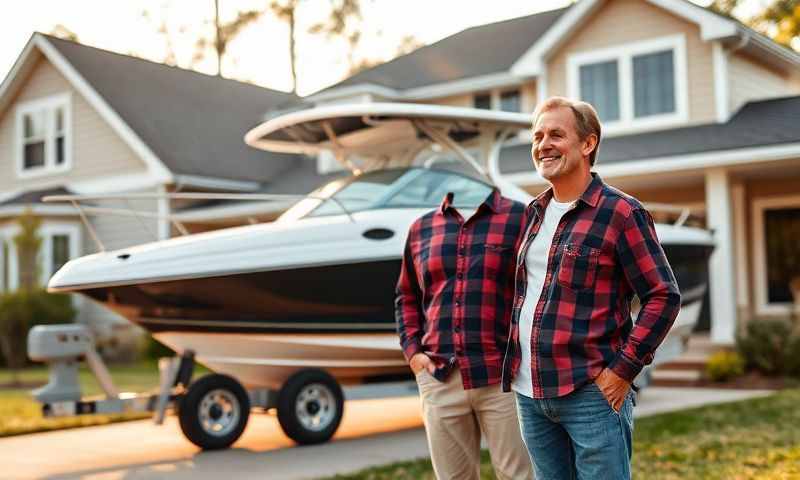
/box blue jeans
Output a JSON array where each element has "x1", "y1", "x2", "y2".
[{"x1": 515, "y1": 382, "x2": 634, "y2": 480}]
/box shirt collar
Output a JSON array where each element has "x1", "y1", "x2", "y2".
[
  {"x1": 439, "y1": 188, "x2": 502, "y2": 215},
  {"x1": 530, "y1": 172, "x2": 604, "y2": 212}
]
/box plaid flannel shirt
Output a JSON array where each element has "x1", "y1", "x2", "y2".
[
  {"x1": 501, "y1": 173, "x2": 681, "y2": 398},
  {"x1": 395, "y1": 189, "x2": 525, "y2": 390}
]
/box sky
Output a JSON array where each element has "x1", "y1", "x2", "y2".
[{"x1": 0, "y1": 0, "x2": 775, "y2": 96}]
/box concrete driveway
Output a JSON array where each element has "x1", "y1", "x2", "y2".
[{"x1": 1, "y1": 385, "x2": 772, "y2": 480}]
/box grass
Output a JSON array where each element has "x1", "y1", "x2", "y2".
[
  {"x1": 0, "y1": 361, "x2": 207, "y2": 437},
  {"x1": 326, "y1": 389, "x2": 800, "y2": 480}
]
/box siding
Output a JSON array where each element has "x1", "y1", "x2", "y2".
[
  {"x1": 0, "y1": 56, "x2": 148, "y2": 192},
  {"x1": 729, "y1": 53, "x2": 793, "y2": 115},
  {"x1": 547, "y1": 0, "x2": 716, "y2": 126},
  {"x1": 79, "y1": 188, "x2": 160, "y2": 331}
]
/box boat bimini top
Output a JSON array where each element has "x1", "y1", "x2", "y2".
[{"x1": 244, "y1": 103, "x2": 535, "y2": 203}]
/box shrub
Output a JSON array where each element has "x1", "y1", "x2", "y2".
[
  {"x1": 141, "y1": 335, "x2": 176, "y2": 360},
  {"x1": 705, "y1": 350, "x2": 745, "y2": 382},
  {"x1": 736, "y1": 318, "x2": 797, "y2": 377},
  {"x1": 0, "y1": 290, "x2": 76, "y2": 382}
]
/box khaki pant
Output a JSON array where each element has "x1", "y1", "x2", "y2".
[{"x1": 416, "y1": 369, "x2": 533, "y2": 480}]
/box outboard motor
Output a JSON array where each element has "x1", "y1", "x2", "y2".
[{"x1": 27, "y1": 324, "x2": 118, "y2": 403}]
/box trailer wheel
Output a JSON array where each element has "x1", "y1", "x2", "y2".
[
  {"x1": 277, "y1": 369, "x2": 344, "y2": 445},
  {"x1": 178, "y1": 373, "x2": 250, "y2": 450}
]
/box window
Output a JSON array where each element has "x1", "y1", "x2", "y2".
[
  {"x1": 567, "y1": 34, "x2": 687, "y2": 133},
  {"x1": 16, "y1": 94, "x2": 72, "y2": 177},
  {"x1": 763, "y1": 208, "x2": 800, "y2": 304},
  {"x1": 579, "y1": 60, "x2": 620, "y2": 122},
  {"x1": 633, "y1": 50, "x2": 675, "y2": 118},
  {"x1": 51, "y1": 234, "x2": 70, "y2": 277},
  {"x1": 753, "y1": 195, "x2": 800, "y2": 314},
  {"x1": 385, "y1": 170, "x2": 492, "y2": 209},
  {"x1": 474, "y1": 93, "x2": 491, "y2": 110},
  {"x1": 39, "y1": 224, "x2": 80, "y2": 283},
  {"x1": 499, "y1": 90, "x2": 521, "y2": 112},
  {"x1": 0, "y1": 240, "x2": 8, "y2": 294}
]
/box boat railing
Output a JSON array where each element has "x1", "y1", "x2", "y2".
[
  {"x1": 641, "y1": 202, "x2": 700, "y2": 227},
  {"x1": 42, "y1": 192, "x2": 361, "y2": 253}
]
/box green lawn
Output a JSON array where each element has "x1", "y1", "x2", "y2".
[
  {"x1": 326, "y1": 389, "x2": 800, "y2": 480},
  {"x1": 0, "y1": 361, "x2": 207, "y2": 437}
]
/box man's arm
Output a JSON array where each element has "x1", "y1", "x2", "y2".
[
  {"x1": 395, "y1": 230, "x2": 426, "y2": 366},
  {"x1": 608, "y1": 207, "x2": 682, "y2": 383}
]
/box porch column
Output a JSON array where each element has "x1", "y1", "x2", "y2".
[{"x1": 705, "y1": 168, "x2": 737, "y2": 344}]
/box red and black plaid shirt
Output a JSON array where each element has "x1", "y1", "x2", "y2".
[
  {"x1": 502, "y1": 173, "x2": 681, "y2": 398},
  {"x1": 395, "y1": 189, "x2": 525, "y2": 390}
]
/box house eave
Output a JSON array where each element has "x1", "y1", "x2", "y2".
[{"x1": 505, "y1": 142, "x2": 800, "y2": 186}]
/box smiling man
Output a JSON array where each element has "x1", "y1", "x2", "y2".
[{"x1": 502, "y1": 97, "x2": 681, "y2": 479}]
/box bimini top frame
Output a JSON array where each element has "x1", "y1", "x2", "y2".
[{"x1": 244, "y1": 102, "x2": 535, "y2": 203}]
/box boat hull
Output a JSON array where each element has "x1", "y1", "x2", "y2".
[{"x1": 75, "y1": 242, "x2": 712, "y2": 389}]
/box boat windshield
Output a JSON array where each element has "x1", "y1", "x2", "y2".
[{"x1": 278, "y1": 168, "x2": 494, "y2": 222}]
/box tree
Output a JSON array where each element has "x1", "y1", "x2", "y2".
[
  {"x1": 0, "y1": 211, "x2": 75, "y2": 385},
  {"x1": 309, "y1": 0, "x2": 363, "y2": 75},
  {"x1": 14, "y1": 210, "x2": 41, "y2": 291},
  {"x1": 707, "y1": 0, "x2": 799, "y2": 50},
  {"x1": 270, "y1": 0, "x2": 301, "y2": 93},
  {"x1": 752, "y1": 0, "x2": 800, "y2": 49},
  {"x1": 194, "y1": 0, "x2": 263, "y2": 76},
  {"x1": 49, "y1": 24, "x2": 79, "y2": 42}
]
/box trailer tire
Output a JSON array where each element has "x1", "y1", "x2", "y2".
[
  {"x1": 277, "y1": 369, "x2": 344, "y2": 445},
  {"x1": 178, "y1": 373, "x2": 250, "y2": 450}
]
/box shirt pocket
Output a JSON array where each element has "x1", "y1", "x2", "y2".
[
  {"x1": 557, "y1": 243, "x2": 600, "y2": 291},
  {"x1": 482, "y1": 243, "x2": 514, "y2": 276}
]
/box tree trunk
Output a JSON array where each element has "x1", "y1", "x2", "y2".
[
  {"x1": 289, "y1": 7, "x2": 297, "y2": 94},
  {"x1": 215, "y1": 0, "x2": 223, "y2": 76}
]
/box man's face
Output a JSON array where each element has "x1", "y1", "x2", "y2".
[{"x1": 531, "y1": 106, "x2": 593, "y2": 181}]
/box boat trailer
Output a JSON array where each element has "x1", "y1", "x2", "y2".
[{"x1": 27, "y1": 324, "x2": 343, "y2": 449}]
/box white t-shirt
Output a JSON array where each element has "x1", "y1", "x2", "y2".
[{"x1": 512, "y1": 198, "x2": 573, "y2": 397}]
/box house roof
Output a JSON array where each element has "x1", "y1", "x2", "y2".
[
  {"x1": 319, "y1": 7, "x2": 567, "y2": 93},
  {"x1": 0, "y1": 186, "x2": 73, "y2": 207},
  {"x1": 42, "y1": 35, "x2": 301, "y2": 184},
  {"x1": 499, "y1": 95, "x2": 800, "y2": 174}
]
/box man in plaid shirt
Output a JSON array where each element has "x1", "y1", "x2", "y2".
[
  {"x1": 396, "y1": 189, "x2": 532, "y2": 479},
  {"x1": 504, "y1": 97, "x2": 681, "y2": 480}
]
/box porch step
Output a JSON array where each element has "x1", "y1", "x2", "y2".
[{"x1": 650, "y1": 368, "x2": 702, "y2": 387}]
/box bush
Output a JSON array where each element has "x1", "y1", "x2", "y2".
[
  {"x1": 736, "y1": 319, "x2": 799, "y2": 377},
  {"x1": 705, "y1": 350, "x2": 745, "y2": 382},
  {"x1": 141, "y1": 335, "x2": 175, "y2": 360},
  {"x1": 0, "y1": 290, "x2": 76, "y2": 379}
]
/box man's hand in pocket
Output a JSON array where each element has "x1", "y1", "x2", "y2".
[
  {"x1": 595, "y1": 368, "x2": 630, "y2": 412},
  {"x1": 410, "y1": 353, "x2": 436, "y2": 375}
]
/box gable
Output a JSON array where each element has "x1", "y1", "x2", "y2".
[
  {"x1": 0, "y1": 54, "x2": 150, "y2": 193},
  {"x1": 546, "y1": 0, "x2": 717, "y2": 128}
]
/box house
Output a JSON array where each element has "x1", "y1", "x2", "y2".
[
  {"x1": 0, "y1": 33, "x2": 334, "y2": 352},
  {"x1": 307, "y1": 0, "x2": 800, "y2": 346},
  {"x1": 1, "y1": 0, "x2": 798, "y2": 352}
]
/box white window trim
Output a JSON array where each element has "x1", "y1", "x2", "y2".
[
  {"x1": 0, "y1": 224, "x2": 20, "y2": 292},
  {"x1": 472, "y1": 87, "x2": 523, "y2": 112},
  {"x1": 0, "y1": 221, "x2": 82, "y2": 292},
  {"x1": 752, "y1": 194, "x2": 800, "y2": 316},
  {"x1": 15, "y1": 92, "x2": 73, "y2": 179},
  {"x1": 567, "y1": 34, "x2": 689, "y2": 136},
  {"x1": 39, "y1": 222, "x2": 82, "y2": 282}
]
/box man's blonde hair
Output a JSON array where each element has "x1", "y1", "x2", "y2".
[{"x1": 532, "y1": 97, "x2": 602, "y2": 166}]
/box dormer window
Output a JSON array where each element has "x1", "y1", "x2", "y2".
[
  {"x1": 16, "y1": 93, "x2": 72, "y2": 178},
  {"x1": 567, "y1": 34, "x2": 687, "y2": 134},
  {"x1": 473, "y1": 89, "x2": 522, "y2": 112}
]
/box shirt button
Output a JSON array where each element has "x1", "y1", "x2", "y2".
[
  {"x1": 457, "y1": 272, "x2": 463, "y2": 280},
  {"x1": 455, "y1": 300, "x2": 461, "y2": 307},
  {"x1": 458, "y1": 247, "x2": 465, "y2": 256},
  {"x1": 454, "y1": 326, "x2": 461, "y2": 333}
]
